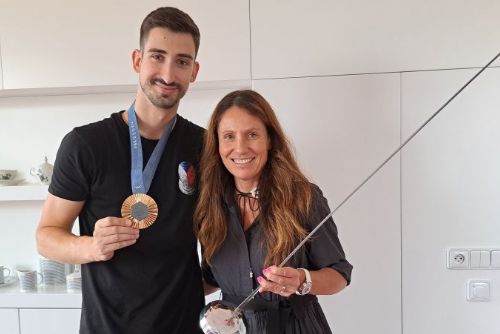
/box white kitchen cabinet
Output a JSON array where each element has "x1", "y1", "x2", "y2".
[
  {"x1": 0, "y1": 274, "x2": 82, "y2": 333},
  {"x1": 0, "y1": 309, "x2": 20, "y2": 334},
  {"x1": 254, "y1": 73, "x2": 402, "y2": 334},
  {"x1": 0, "y1": 0, "x2": 250, "y2": 89},
  {"x1": 19, "y1": 309, "x2": 80, "y2": 334},
  {"x1": 250, "y1": 0, "x2": 500, "y2": 79},
  {"x1": 402, "y1": 68, "x2": 500, "y2": 334}
]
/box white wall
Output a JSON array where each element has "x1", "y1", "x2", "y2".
[
  {"x1": 1, "y1": 1, "x2": 500, "y2": 333},
  {"x1": 249, "y1": 2, "x2": 500, "y2": 333},
  {"x1": 401, "y1": 68, "x2": 500, "y2": 334}
]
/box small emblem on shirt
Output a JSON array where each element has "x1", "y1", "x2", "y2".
[{"x1": 178, "y1": 161, "x2": 196, "y2": 195}]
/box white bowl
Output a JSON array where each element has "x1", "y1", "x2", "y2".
[{"x1": 0, "y1": 170, "x2": 17, "y2": 181}]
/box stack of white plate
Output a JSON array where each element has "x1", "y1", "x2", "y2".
[
  {"x1": 39, "y1": 257, "x2": 66, "y2": 285},
  {"x1": 66, "y1": 271, "x2": 82, "y2": 293}
]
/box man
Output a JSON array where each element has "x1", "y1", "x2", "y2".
[{"x1": 36, "y1": 7, "x2": 204, "y2": 333}]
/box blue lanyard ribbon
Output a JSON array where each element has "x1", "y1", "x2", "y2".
[{"x1": 127, "y1": 102, "x2": 176, "y2": 194}]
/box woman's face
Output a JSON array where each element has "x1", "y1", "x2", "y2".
[{"x1": 217, "y1": 106, "x2": 270, "y2": 192}]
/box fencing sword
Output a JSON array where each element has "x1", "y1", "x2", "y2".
[{"x1": 199, "y1": 50, "x2": 500, "y2": 334}]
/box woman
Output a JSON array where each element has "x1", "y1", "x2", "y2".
[{"x1": 195, "y1": 90, "x2": 352, "y2": 333}]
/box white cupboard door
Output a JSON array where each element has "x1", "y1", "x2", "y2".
[
  {"x1": 254, "y1": 74, "x2": 402, "y2": 334},
  {"x1": 19, "y1": 309, "x2": 80, "y2": 334},
  {"x1": 402, "y1": 68, "x2": 500, "y2": 334},
  {"x1": 0, "y1": 0, "x2": 249, "y2": 89},
  {"x1": 0, "y1": 309, "x2": 20, "y2": 334},
  {"x1": 250, "y1": 0, "x2": 500, "y2": 79}
]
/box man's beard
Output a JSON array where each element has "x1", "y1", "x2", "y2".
[{"x1": 141, "y1": 79, "x2": 186, "y2": 109}]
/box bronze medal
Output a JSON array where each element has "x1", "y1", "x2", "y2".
[{"x1": 121, "y1": 193, "x2": 158, "y2": 229}]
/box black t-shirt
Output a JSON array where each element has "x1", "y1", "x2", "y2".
[{"x1": 49, "y1": 112, "x2": 205, "y2": 334}]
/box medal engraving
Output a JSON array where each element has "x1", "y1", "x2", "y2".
[
  {"x1": 131, "y1": 201, "x2": 149, "y2": 220},
  {"x1": 121, "y1": 193, "x2": 158, "y2": 229}
]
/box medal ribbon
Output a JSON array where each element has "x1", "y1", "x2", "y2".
[{"x1": 127, "y1": 102, "x2": 177, "y2": 194}]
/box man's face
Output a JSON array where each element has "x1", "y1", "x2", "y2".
[{"x1": 133, "y1": 27, "x2": 199, "y2": 110}]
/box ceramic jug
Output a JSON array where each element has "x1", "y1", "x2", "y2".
[{"x1": 30, "y1": 156, "x2": 54, "y2": 185}]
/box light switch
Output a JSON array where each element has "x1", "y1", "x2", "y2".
[
  {"x1": 491, "y1": 251, "x2": 500, "y2": 268},
  {"x1": 470, "y1": 251, "x2": 481, "y2": 268},
  {"x1": 467, "y1": 280, "x2": 490, "y2": 302},
  {"x1": 480, "y1": 251, "x2": 490, "y2": 268}
]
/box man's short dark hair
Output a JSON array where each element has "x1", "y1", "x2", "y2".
[{"x1": 140, "y1": 7, "x2": 200, "y2": 57}]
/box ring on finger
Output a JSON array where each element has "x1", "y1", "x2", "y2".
[{"x1": 281, "y1": 285, "x2": 286, "y2": 292}]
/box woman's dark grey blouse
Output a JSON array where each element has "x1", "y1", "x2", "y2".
[{"x1": 202, "y1": 184, "x2": 353, "y2": 334}]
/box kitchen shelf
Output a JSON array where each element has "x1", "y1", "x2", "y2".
[
  {"x1": 0, "y1": 282, "x2": 81, "y2": 308},
  {"x1": 0, "y1": 79, "x2": 251, "y2": 98},
  {"x1": 0, "y1": 185, "x2": 48, "y2": 201}
]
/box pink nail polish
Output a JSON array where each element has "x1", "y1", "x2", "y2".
[
  {"x1": 257, "y1": 276, "x2": 264, "y2": 283},
  {"x1": 262, "y1": 268, "x2": 270, "y2": 275}
]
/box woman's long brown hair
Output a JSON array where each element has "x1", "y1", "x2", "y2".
[{"x1": 194, "y1": 90, "x2": 312, "y2": 267}]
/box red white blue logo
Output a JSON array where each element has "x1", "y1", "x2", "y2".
[{"x1": 178, "y1": 161, "x2": 196, "y2": 195}]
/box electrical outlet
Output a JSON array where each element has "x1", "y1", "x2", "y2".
[{"x1": 448, "y1": 249, "x2": 469, "y2": 269}]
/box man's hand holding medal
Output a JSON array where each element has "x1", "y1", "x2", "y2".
[{"x1": 89, "y1": 217, "x2": 139, "y2": 261}]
